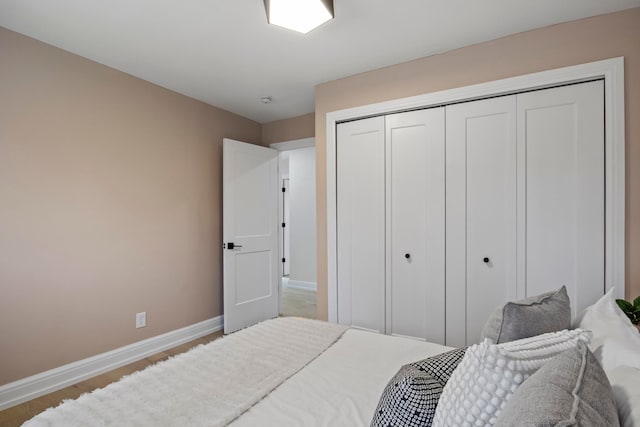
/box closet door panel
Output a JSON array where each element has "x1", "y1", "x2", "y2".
[
  {"x1": 446, "y1": 96, "x2": 517, "y2": 347},
  {"x1": 386, "y1": 108, "x2": 445, "y2": 343},
  {"x1": 517, "y1": 81, "x2": 604, "y2": 316},
  {"x1": 336, "y1": 117, "x2": 386, "y2": 333}
]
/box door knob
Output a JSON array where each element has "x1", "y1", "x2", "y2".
[
  {"x1": 483, "y1": 257, "x2": 490, "y2": 263},
  {"x1": 226, "y1": 242, "x2": 243, "y2": 250},
  {"x1": 405, "y1": 253, "x2": 411, "y2": 259}
]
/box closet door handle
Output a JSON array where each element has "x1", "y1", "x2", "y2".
[
  {"x1": 483, "y1": 257, "x2": 490, "y2": 263},
  {"x1": 405, "y1": 253, "x2": 411, "y2": 259}
]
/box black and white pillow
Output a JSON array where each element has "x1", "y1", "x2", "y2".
[
  {"x1": 410, "y1": 347, "x2": 466, "y2": 383},
  {"x1": 370, "y1": 348, "x2": 466, "y2": 427}
]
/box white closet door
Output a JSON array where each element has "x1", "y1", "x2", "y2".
[
  {"x1": 517, "y1": 81, "x2": 605, "y2": 317},
  {"x1": 446, "y1": 96, "x2": 517, "y2": 347},
  {"x1": 337, "y1": 117, "x2": 386, "y2": 333},
  {"x1": 386, "y1": 108, "x2": 445, "y2": 343}
]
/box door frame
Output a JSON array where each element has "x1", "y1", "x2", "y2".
[
  {"x1": 326, "y1": 57, "x2": 625, "y2": 323},
  {"x1": 282, "y1": 177, "x2": 290, "y2": 277},
  {"x1": 270, "y1": 137, "x2": 316, "y2": 313}
]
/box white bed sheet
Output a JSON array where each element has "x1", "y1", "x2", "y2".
[{"x1": 230, "y1": 328, "x2": 452, "y2": 427}]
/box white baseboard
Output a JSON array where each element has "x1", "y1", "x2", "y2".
[
  {"x1": 0, "y1": 315, "x2": 223, "y2": 411},
  {"x1": 284, "y1": 280, "x2": 317, "y2": 291}
]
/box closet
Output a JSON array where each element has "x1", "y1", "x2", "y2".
[{"x1": 336, "y1": 80, "x2": 604, "y2": 347}]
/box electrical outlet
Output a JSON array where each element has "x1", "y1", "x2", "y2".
[{"x1": 135, "y1": 312, "x2": 146, "y2": 328}]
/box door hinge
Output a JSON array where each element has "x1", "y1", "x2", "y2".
[
  {"x1": 282, "y1": 187, "x2": 286, "y2": 192},
  {"x1": 282, "y1": 222, "x2": 286, "y2": 228},
  {"x1": 282, "y1": 258, "x2": 286, "y2": 263}
]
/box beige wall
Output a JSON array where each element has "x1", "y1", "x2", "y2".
[
  {"x1": 261, "y1": 112, "x2": 315, "y2": 145},
  {"x1": 0, "y1": 27, "x2": 262, "y2": 385},
  {"x1": 315, "y1": 8, "x2": 640, "y2": 320},
  {"x1": 2, "y1": 7, "x2": 638, "y2": 386}
]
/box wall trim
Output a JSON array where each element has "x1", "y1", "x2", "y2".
[
  {"x1": 270, "y1": 137, "x2": 315, "y2": 151},
  {"x1": 326, "y1": 57, "x2": 626, "y2": 323},
  {"x1": 0, "y1": 315, "x2": 224, "y2": 411},
  {"x1": 285, "y1": 280, "x2": 318, "y2": 291}
]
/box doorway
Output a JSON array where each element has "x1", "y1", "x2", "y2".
[{"x1": 271, "y1": 138, "x2": 317, "y2": 319}]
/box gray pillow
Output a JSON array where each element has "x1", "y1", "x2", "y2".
[
  {"x1": 481, "y1": 286, "x2": 570, "y2": 344},
  {"x1": 494, "y1": 340, "x2": 619, "y2": 427},
  {"x1": 371, "y1": 348, "x2": 466, "y2": 427}
]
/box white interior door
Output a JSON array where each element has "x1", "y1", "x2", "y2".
[
  {"x1": 336, "y1": 117, "x2": 386, "y2": 333},
  {"x1": 446, "y1": 96, "x2": 517, "y2": 347},
  {"x1": 386, "y1": 108, "x2": 445, "y2": 343},
  {"x1": 223, "y1": 138, "x2": 279, "y2": 334}
]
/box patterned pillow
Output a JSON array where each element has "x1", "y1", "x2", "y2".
[
  {"x1": 432, "y1": 329, "x2": 591, "y2": 427},
  {"x1": 371, "y1": 348, "x2": 466, "y2": 427},
  {"x1": 411, "y1": 347, "x2": 467, "y2": 383}
]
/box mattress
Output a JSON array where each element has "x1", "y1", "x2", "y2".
[{"x1": 230, "y1": 328, "x2": 452, "y2": 426}]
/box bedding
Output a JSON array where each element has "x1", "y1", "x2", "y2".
[
  {"x1": 370, "y1": 348, "x2": 467, "y2": 427},
  {"x1": 481, "y1": 286, "x2": 571, "y2": 344},
  {"x1": 22, "y1": 318, "x2": 450, "y2": 427},
  {"x1": 230, "y1": 329, "x2": 452, "y2": 427},
  {"x1": 608, "y1": 365, "x2": 640, "y2": 427},
  {"x1": 21, "y1": 287, "x2": 634, "y2": 427},
  {"x1": 573, "y1": 287, "x2": 640, "y2": 372},
  {"x1": 23, "y1": 317, "x2": 348, "y2": 427},
  {"x1": 432, "y1": 329, "x2": 592, "y2": 427},
  {"x1": 494, "y1": 341, "x2": 619, "y2": 426}
]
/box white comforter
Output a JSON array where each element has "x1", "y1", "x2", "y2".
[
  {"x1": 231, "y1": 328, "x2": 452, "y2": 427},
  {"x1": 23, "y1": 318, "x2": 348, "y2": 427},
  {"x1": 22, "y1": 318, "x2": 450, "y2": 426}
]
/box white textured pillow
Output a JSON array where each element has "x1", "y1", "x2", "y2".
[
  {"x1": 432, "y1": 329, "x2": 592, "y2": 427},
  {"x1": 573, "y1": 288, "x2": 640, "y2": 372},
  {"x1": 607, "y1": 365, "x2": 640, "y2": 427}
]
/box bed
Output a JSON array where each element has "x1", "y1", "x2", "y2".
[
  {"x1": 23, "y1": 287, "x2": 640, "y2": 427},
  {"x1": 230, "y1": 328, "x2": 450, "y2": 427}
]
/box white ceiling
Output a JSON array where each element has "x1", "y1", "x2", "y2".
[{"x1": 1, "y1": 0, "x2": 638, "y2": 123}]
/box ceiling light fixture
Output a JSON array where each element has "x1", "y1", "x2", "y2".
[
  {"x1": 264, "y1": 0, "x2": 334, "y2": 34},
  {"x1": 261, "y1": 96, "x2": 273, "y2": 104}
]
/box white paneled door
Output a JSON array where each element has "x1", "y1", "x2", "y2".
[
  {"x1": 517, "y1": 81, "x2": 604, "y2": 318},
  {"x1": 445, "y1": 81, "x2": 604, "y2": 346},
  {"x1": 223, "y1": 138, "x2": 279, "y2": 334},
  {"x1": 386, "y1": 108, "x2": 445, "y2": 343},
  {"x1": 337, "y1": 116, "x2": 386, "y2": 333},
  {"x1": 334, "y1": 80, "x2": 606, "y2": 348},
  {"x1": 337, "y1": 109, "x2": 447, "y2": 343},
  {"x1": 446, "y1": 96, "x2": 517, "y2": 347}
]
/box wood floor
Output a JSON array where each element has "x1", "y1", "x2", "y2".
[{"x1": 0, "y1": 331, "x2": 223, "y2": 427}]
